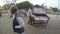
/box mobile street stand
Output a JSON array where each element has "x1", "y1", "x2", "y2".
[{"x1": 28, "y1": 8, "x2": 50, "y2": 26}]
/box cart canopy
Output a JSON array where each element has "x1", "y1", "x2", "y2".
[{"x1": 33, "y1": 8, "x2": 46, "y2": 14}]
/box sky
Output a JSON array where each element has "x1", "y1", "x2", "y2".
[
  {"x1": 58, "y1": 0, "x2": 60, "y2": 9},
  {"x1": 0, "y1": 0, "x2": 59, "y2": 8}
]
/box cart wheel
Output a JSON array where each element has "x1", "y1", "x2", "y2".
[
  {"x1": 30, "y1": 20, "x2": 34, "y2": 25},
  {"x1": 42, "y1": 20, "x2": 48, "y2": 26},
  {"x1": 28, "y1": 20, "x2": 34, "y2": 25}
]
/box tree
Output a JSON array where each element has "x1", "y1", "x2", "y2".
[
  {"x1": 16, "y1": 1, "x2": 33, "y2": 9},
  {"x1": 3, "y1": 0, "x2": 17, "y2": 10},
  {"x1": 52, "y1": 8, "x2": 58, "y2": 12},
  {"x1": 34, "y1": 4, "x2": 44, "y2": 9},
  {"x1": 2, "y1": 4, "x2": 10, "y2": 10},
  {"x1": 3, "y1": 0, "x2": 17, "y2": 4},
  {"x1": 34, "y1": 4, "x2": 40, "y2": 8}
]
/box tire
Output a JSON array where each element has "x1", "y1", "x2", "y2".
[
  {"x1": 28, "y1": 19, "x2": 34, "y2": 25},
  {"x1": 42, "y1": 20, "x2": 48, "y2": 26},
  {"x1": 30, "y1": 19, "x2": 34, "y2": 25}
]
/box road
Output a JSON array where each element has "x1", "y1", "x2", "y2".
[{"x1": 0, "y1": 14, "x2": 60, "y2": 34}]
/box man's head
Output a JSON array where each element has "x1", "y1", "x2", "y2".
[{"x1": 11, "y1": 6, "x2": 17, "y2": 14}]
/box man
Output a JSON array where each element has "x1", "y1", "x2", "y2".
[
  {"x1": 10, "y1": 3, "x2": 18, "y2": 18},
  {"x1": 11, "y1": 6, "x2": 25, "y2": 34},
  {"x1": 27, "y1": 8, "x2": 35, "y2": 24}
]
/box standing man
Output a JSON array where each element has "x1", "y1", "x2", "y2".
[
  {"x1": 11, "y1": 5, "x2": 25, "y2": 34},
  {"x1": 27, "y1": 8, "x2": 35, "y2": 24}
]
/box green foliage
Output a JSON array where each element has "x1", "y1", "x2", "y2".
[
  {"x1": 34, "y1": 4, "x2": 40, "y2": 8},
  {"x1": 34, "y1": 4, "x2": 44, "y2": 9},
  {"x1": 52, "y1": 8, "x2": 58, "y2": 12},
  {"x1": 3, "y1": 4, "x2": 10, "y2": 10},
  {"x1": 16, "y1": 1, "x2": 33, "y2": 9}
]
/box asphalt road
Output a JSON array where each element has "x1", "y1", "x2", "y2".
[{"x1": 0, "y1": 14, "x2": 60, "y2": 34}]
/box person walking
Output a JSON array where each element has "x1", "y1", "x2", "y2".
[{"x1": 11, "y1": 6, "x2": 25, "y2": 34}]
